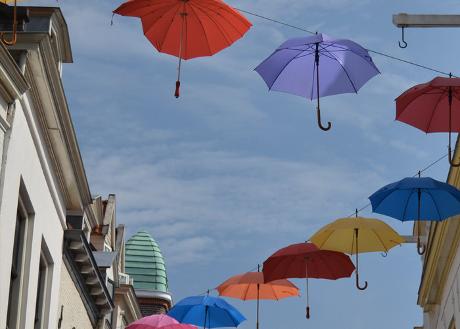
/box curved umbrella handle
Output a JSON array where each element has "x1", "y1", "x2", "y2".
[
  {"x1": 417, "y1": 244, "x2": 426, "y2": 255},
  {"x1": 317, "y1": 108, "x2": 331, "y2": 131},
  {"x1": 1, "y1": 0, "x2": 18, "y2": 46},
  {"x1": 356, "y1": 272, "x2": 368, "y2": 291},
  {"x1": 448, "y1": 146, "x2": 460, "y2": 167},
  {"x1": 417, "y1": 242, "x2": 426, "y2": 255},
  {"x1": 380, "y1": 252, "x2": 388, "y2": 258}
]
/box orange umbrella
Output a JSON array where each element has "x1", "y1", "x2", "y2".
[
  {"x1": 113, "y1": 0, "x2": 252, "y2": 97},
  {"x1": 216, "y1": 266, "x2": 299, "y2": 329}
]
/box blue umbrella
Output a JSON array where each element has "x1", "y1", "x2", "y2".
[
  {"x1": 369, "y1": 174, "x2": 460, "y2": 254},
  {"x1": 168, "y1": 295, "x2": 246, "y2": 329},
  {"x1": 255, "y1": 33, "x2": 380, "y2": 131}
]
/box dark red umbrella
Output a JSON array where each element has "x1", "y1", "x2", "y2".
[
  {"x1": 262, "y1": 242, "x2": 355, "y2": 319},
  {"x1": 396, "y1": 75, "x2": 460, "y2": 166}
]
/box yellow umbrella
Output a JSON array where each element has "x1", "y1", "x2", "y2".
[{"x1": 309, "y1": 210, "x2": 404, "y2": 290}]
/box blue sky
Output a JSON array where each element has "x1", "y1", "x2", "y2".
[{"x1": 34, "y1": 0, "x2": 460, "y2": 328}]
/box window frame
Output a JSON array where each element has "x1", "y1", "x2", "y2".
[{"x1": 7, "y1": 195, "x2": 34, "y2": 329}]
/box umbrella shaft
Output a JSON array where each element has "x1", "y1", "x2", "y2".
[
  {"x1": 315, "y1": 43, "x2": 320, "y2": 108},
  {"x1": 256, "y1": 286, "x2": 259, "y2": 329},
  {"x1": 177, "y1": 7, "x2": 187, "y2": 81}
]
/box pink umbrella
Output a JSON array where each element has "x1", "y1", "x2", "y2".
[{"x1": 127, "y1": 314, "x2": 197, "y2": 329}]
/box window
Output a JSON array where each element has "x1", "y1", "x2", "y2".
[
  {"x1": 7, "y1": 210, "x2": 26, "y2": 328},
  {"x1": 7, "y1": 194, "x2": 34, "y2": 329},
  {"x1": 34, "y1": 240, "x2": 53, "y2": 329}
]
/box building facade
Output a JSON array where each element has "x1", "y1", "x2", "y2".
[
  {"x1": 417, "y1": 141, "x2": 460, "y2": 329},
  {"x1": 0, "y1": 4, "x2": 141, "y2": 329}
]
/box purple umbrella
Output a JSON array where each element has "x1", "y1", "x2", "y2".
[{"x1": 255, "y1": 33, "x2": 380, "y2": 131}]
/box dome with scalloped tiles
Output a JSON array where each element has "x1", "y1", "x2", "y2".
[{"x1": 125, "y1": 230, "x2": 168, "y2": 293}]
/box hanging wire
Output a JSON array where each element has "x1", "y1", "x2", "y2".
[
  {"x1": 348, "y1": 153, "x2": 448, "y2": 218},
  {"x1": 195, "y1": 264, "x2": 260, "y2": 297},
  {"x1": 191, "y1": 151, "x2": 448, "y2": 296},
  {"x1": 235, "y1": 8, "x2": 457, "y2": 77},
  {"x1": 182, "y1": 10, "x2": 454, "y2": 297}
]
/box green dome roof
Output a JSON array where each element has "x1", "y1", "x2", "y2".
[{"x1": 125, "y1": 231, "x2": 168, "y2": 292}]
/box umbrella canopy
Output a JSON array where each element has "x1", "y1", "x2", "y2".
[
  {"x1": 113, "y1": 0, "x2": 251, "y2": 97},
  {"x1": 310, "y1": 214, "x2": 404, "y2": 290},
  {"x1": 217, "y1": 269, "x2": 299, "y2": 329},
  {"x1": 396, "y1": 76, "x2": 460, "y2": 166},
  {"x1": 168, "y1": 295, "x2": 246, "y2": 329},
  {"x1": 217, "y1": 271, "x2": 299, "y2": 301},
  {"x1": 369, "y1": 175, "x2": 460, "y2": 254},
  {"x1": 127, "y1": 314, "x2": 197, "y2": 329},
  {"x1": 262, "y1": 242, "x2": 354, "y2": 318},
  {"x1": 255, "y1": 33, "x2": 380, "y2": 131}
]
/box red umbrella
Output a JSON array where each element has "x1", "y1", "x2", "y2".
[
  {"x1": 396, "y1": 75, "x2": 460, "y2": 166},
  {"x1": 113, "y1": 0, "x2": 252, "y2": 97},
  {"x1": 262, "y1": 242, "x2": 355, "y2": 319}
]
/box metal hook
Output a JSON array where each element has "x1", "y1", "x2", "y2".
[
  {"x1": 1, "y1": 0, "x2": 18, "y2": 46},
  {"x1": 317, "y1": 107, "x2": 332, "y2": 131},
  {"x1": 398, "y1": 26, "x2": 408, "y2": 49}
]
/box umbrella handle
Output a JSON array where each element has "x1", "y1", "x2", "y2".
[
  {"x1": 306, "y1": 306, "x2": 310, "y2": 319},
  {"x1": 354, "y1": 232, "x2": 368, "y2": 291},
  {"x1": 417, "y1": 234, "x2": 426, "y2": 255},
  {"x1": 380, "y1": 252, "x2": 388, "y2": 258},
  {"x1": 417, "y1": 244, "x2": 426, "y2": 255},
  {"x1": 448, "y1": 146, "x2": 460, "y2": 167},
  {"x1": 356, "y1": 273, "x2": 368, "y2": 291},
  {"x1": 1, "y1": 0, "x2": 18, "y2": 46},
  {"x1": 317, "y1": 108, "x2": 331, "y2": 131},
  {"x1": 175, "y1": 80, "x2": 181, "y2": 98}
]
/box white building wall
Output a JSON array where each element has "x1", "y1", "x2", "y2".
[
  {"x1": 58, "y1": 263, "x2": 93, "y2": 329},
  {"x1": 0, "y1": 94, "x2": 65, "y2": 328}
]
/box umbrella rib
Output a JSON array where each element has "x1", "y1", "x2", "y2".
[
  {"x1": 396, "y1": 86, "x2": 440, "y2": 122},
  {"x1": 317, "y1": 229, "x2": 339, "y2": 251},
  {"x1": 271, "y1": 284, "x2": 280, "y2": 301},
  {"x1": 426, "y1": 189, "x2": 443, "y2": 220},
  {"x1": 371, "y1": 228, "x2": 389, "y2": 253},
  {"x1": 267, "y1": 51, "x2": 311, "y2": 92},
  {"x1": 327, "y1": 51, "x2": 358, "y2": 93},
  {"x1": 156, "y1": 6, "x2": 185, "y2": 51},
  {"x1": 426, "y1": 89, "x2": 447, "y2": 132},
  {"x1": 242, "y1": 281, "x2": 252, "y2": 300},
  {"x1": 320, "y1": 253, "x2": 340, "y2": 279},
  {"x1": 402, "y1": 189, "x2": 416, "y2": 221},
  {"x1": 310, "y1": 54, "x2": 316, "y2": 100},
  {"x1": 192, "y1": 1, "x2": 247, "y2": 41},
  {"x1": 190, "y1": 2, "x2": 233, "y2": 43},
  {"x1": 186, "y1": 4, "x2": 213, "y2": 55}
]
